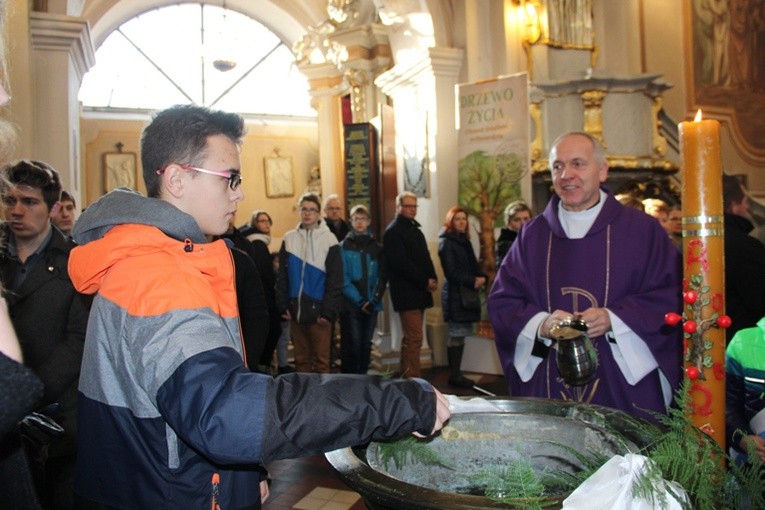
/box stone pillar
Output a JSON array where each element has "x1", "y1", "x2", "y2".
[
  {"x1": 298, "y1": 62, "x2": 347, "y2": 200},
  {"x1": 375, "y1": 46, "x2": 464, "y2": 363},
  {"x1": 29, "y1": 12, "x2": 94, "y2": 203},
  {"x1": 328, "y1": 23, "x2": 392, "y2": 123}
]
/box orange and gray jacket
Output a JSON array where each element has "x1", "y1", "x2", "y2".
[{"x1": 68, "y1": 189, "x2": 437, "y2": 509}]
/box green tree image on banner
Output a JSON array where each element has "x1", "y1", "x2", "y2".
[
  {"x1": 458, "y1": 148, "x2": 525, "y2": 284},
  {"x1": 456, "y1": 73, "x2": 530, "y2": 289}
]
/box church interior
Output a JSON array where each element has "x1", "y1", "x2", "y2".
[{"x1": 2, "y1": 1, "x2": 765, "y2": 508}]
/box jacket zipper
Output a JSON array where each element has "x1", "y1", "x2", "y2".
[{"x1": 210, "y1": 472, "x2": 221, "y2": 510}]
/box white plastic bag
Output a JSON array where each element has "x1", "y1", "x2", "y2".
[{"x1": 562, "y1": 453, "x2": 688, "y2": 510}]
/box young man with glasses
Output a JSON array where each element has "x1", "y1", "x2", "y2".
[
  {"x1": 68, "y1": 105, "x2": 450, "y2": 509},
  {"x1": 383, "y1": 191, "x2": 438, "y2": 378},
  {"x1": 339, "y1": 204, "x2": 387, "y2": 374},
  {"x1": 276, "y1": 192, "x2": 344, "y2": 373}
]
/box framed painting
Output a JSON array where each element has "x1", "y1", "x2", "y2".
[
  {"x1": 685, "y1": 0, "x2": 765, "y2": 163},
  {"x1": 264, "y1": 156, "x2": 294, "y2": 198},
  {"x1": 103, "y1": 152, "x2": 137, "y2": 192}
]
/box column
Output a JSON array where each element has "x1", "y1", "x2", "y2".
[{"x1": 29, "y1": 12, "x2": 95, "y2": 203}]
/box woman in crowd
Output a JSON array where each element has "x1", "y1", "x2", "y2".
[
  {"x1": 496, "y1": 200, "x2": 532, "y2": 263},
  {"x1": 438, "y1": 206, "x2": 487, "y2": 388},
  {"x1": 247, "y1": 210, "x2": 285, "y2": 373}
]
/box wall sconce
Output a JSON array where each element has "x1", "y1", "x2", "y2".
[
  {"x1": 512, "y1": 0, "x2": 543, "y2": 46},
  {"x1": 518, "y1": 0, "x2": 542, "y2": 45}
]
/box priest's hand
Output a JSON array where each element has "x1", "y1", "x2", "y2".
[
  {"x1": 540, "y1": 309, "x2": 573, "y2": 338},
  {"x1": 580, "y1": 307, "x2": 611, "y2": 337}
]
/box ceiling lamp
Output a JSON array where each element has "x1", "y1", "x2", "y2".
[
  {"x1": 213, "y1": 59, "x2": 236, "y2": 72},
  {"x1": 213, "y1": 1, "x2": 236, "y2": 72}
]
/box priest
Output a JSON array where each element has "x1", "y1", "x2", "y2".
[{"x1": 488, "y1": 132, "x2": 682, "y2": 421}]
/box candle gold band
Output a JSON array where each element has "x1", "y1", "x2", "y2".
[
  {"x1": 682, "y1": 215, "x2": 724, "y2": 225},
  {"x1": 682, "y1": 228, "x2": 724, "y2": 237}
]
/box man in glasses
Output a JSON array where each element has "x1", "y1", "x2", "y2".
[
  {"x1": 276, "y1": 192, "x2": 343, "y2": 373},
  {"x1": 68, "y1": 105, "x2": 450, "y2": 509},
  {"x1": 383, "y1": 191, "x2": 438, "y2": 378}
]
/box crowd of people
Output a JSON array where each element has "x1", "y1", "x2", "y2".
[{"x1": 2, "y1": 98, "x2": 764, "y2": 507}]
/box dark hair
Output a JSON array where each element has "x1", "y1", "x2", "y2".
[
  {"x1": 723, "y1": 174, "x2": 745, "y2": 212},
  {"x1": 298, "y1": 192, "x2": 321, "y2": 211},
  {"x1": 141, "y1": 104, "x2": 245, "y2": 198},
  {"x1": 443, "y1": 205, "x2": 470, "y2": 239},
  {"x1": 1, "y1": 159, "x2": 62, "y2": 210},
  {"x1": 60, "y1": 190, "x2": 76, "y2": 208}
]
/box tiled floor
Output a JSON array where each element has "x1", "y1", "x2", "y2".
[{"x1": 262, "y1": 367, "x2": 508, "y2": 509}]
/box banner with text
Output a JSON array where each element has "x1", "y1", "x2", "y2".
[{"x1": 456, "y1": 72, "x2": 530, "y2": 281}]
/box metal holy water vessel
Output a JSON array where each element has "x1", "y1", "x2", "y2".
[{"x1": 551, "y1": 316, "x2": 598, "y2": 386}]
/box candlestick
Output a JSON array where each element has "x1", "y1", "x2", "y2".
[{"x1": 678, "y1": 110, "x2": 726, "y2": 448}]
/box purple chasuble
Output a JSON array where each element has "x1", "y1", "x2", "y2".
[{"x1": 488, "y1": 190, "x2": 682, "y2": 421}]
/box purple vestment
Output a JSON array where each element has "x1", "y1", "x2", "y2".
[{"x1": 488, "y1": 191, "x2": 682, "y2": 420}]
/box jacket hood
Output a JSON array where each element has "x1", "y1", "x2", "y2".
[
  {"x1": 247, "y1": 232, "x2": 271, "y2": 246},
  {"x1": 72, "y1": 188, "x2": 207, "y2": 246}
]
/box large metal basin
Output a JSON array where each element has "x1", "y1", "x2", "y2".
[{"x1": 326, "y1": 397, "x2": 657, "y2": 510}]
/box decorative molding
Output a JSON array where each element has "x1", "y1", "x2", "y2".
[
  {"x1": 375, "y1": 46, "x2": 464, "y2": 94},
  {"x1": 29, "y1": 12, "x2": 95, "y2": 81}
]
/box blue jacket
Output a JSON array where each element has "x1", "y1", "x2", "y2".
[
  {"x1": 276, "y1": 220, "x2": 343, "y2": 324},
  {"x1": 340, "y1": 230, "x2": 386, "y2": 312},
  {"x1": 69, "y1": 189, "x2": 438, "y2": 509}
]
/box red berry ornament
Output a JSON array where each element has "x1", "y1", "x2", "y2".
[
  {"x1": 683, "y1": 291, "x2": 698, "y2": 304},
  {"x1": 683, "y1": 320, "x2": 698, "y2": 334},
  {"x1": 686, "y1": 366, "x2": 700, "y2": 380},
  {"x1": 664, "y1": 313, "x2": 682, "y2": 326},
  {"x1": 716, "y1": 315, "x2": 732, "y2": 329}
]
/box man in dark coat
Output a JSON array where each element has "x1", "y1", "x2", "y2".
[
  {"x1": 0, "y1": 160, "x2": 91, "y2": 509},
  {"x1": 324, "y1": 193, "x2": 350, "y2": 242},
  {"x1": 383, "y1": 191, "x2": 438, "y2": 377},
  {"x1": 723, "y1": 173, "x2": 765, "y2": 342}
]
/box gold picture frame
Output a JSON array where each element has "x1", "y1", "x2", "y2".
[
  {"x1": 264, "y1": 156, "x2": 294, "y2": 198},
  {"x1": 103, "y1": 152, "x2": 137, "y2": 192}
]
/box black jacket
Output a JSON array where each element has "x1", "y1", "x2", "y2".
[
  {"x1": 219, "y1": 229, "x2": 279, "y2": 368},
  {"x1": 326, "y1": 218, "x2": 350, "y2": 242},
  {"x1": 724, "y1": 213, "x2": 765, "y2": 341},
  {"x1": 438, "y1": 231, "x2": 485, "y2": 323},
  {"x1": 383, "y1": 215, "x2": 437, "y2": 312},
  {"x1": 0, "y1": 226, "x2": 91, "y2": 457},
  {"x1": 495, "y1": 227, "x2": 517, "y2": 264}
]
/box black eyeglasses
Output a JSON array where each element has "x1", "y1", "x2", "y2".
[{"x1": 156, "y1": 164, "x2": 242, "y2": 190}]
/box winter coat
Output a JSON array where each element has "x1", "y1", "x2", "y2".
[
  {"x1": 495, "y1": 227, "x2": 517, "y2": 264},
  {"x1": 276, "y1": 220, "x2": 343, "y2": 324},
  {"x1": 326, "y1": 218, "x2": 351, "y2": 242},
  {"x1": 726, "y1": 317, "x2": 765, "y2": 453},
  {"x1": 383, "y1": 215, "x2": 437, "y2": 312},
  {"x1": 724, "y1": 213, "x2": 765, "y2": 341},
  {"x1": 0, "y1": 225, "x2": 91, "y2": 457},
  {"x1": 438, "y1": 230, "x2": 485, "y2": 324},
  {"x1": 218, "y1": 229, "x2": 275, "y2": 370},
  {"x1": 340, "y1": 230, "x2": 387, "y2": 312},
  {"x1": 0, "y1": 353, "x2": 44, "y2": 509},
  {"x1": 68, "y1": 189, "x2": 437, "y2": 509}
]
